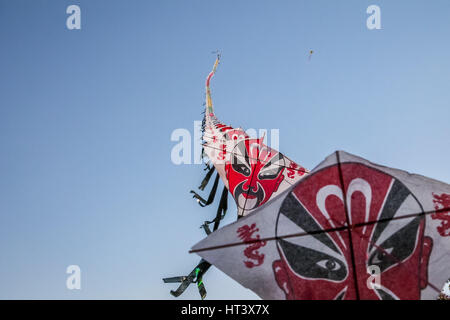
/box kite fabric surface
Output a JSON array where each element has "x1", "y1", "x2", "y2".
[
  {"x1": 201, "y1": 55, "x2": 308, "y2": 217},
  {"x1": 191, "y1": 151, "x2": 450, "y2": 300}
]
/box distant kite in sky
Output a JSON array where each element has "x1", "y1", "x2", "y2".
[{"x1": 308, "y1": 50, "x2": 314, "y2": 61}]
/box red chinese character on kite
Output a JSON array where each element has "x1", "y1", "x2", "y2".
[
  {"x1": 237, "y1": 223, "x2": 267, "y2": 268},
  {"x1": 287, "y1": 162, "x2": 307, "y2": 179},
  {"x1": 431, "y1": 193, "x2": 450, "y2": 237}
]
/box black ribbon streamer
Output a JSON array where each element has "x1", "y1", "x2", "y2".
[{"x1": 190, "y1": 173, "x2": 220, "y2": 207}]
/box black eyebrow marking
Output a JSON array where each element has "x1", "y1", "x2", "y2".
[
  {"x1": 262, "y1": 153, "x2": 284, "y2": 169},
  {"x1": 238, "y1": 141, "x2": 251, "y2": 166},
  {"x1": 370, "y1": 179, "x2": 411, "y2": 250},
  {"x1": 279, "y1": 193, "x2": 340, "y2": 254}
]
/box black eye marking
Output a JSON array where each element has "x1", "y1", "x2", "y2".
[
  {"x1": 258, "y1": 166, "x2": 282, "y2": 180},
  {"x1": 258, "y1": 154, "x2": 285, "y2": 180},
  {"x1": 279, "y1": 239, "x2": 347, "y2": 281}
]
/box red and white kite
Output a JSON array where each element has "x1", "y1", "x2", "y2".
[
  {"x1": 191, "y1": 151, "x2": 450, "y2": 300},
  {"x1": 164, "y1": 55, "x2": 308, "y2": 298},
  {"x1": 201, "y1": 54, "x2": 308, "y2": 217}
]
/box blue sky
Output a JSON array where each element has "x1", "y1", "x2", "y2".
[{"x1": 0, "y1": 0, "x2": 449, "y2": 299}]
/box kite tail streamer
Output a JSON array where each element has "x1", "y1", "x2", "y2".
[
  {"x1": 201, "y1": 54, "x2": 220, "y2": 161},
  {"x1": 190, "y1": 173, "x2": 220, "y2": 207},
  {"x1": 213, "y1": 186, "x2": 228, "y2": 230},
  {"x1": 200, "y1": 222, "x2": 212, "y2": 235},
  {"x1": 198, "y1": 166, "x2": 215, "y2": 191},
  {"x1": 163, "y1": 55, "x2": 224, "y2": 300},
  {"x1": 163, "y1": 259, "x2": 211, "y2": 300},
  {"x1": 164, "y1": 176, "x2": 226, "y2": 300},
  {"x1": 202, "y1": 186, "x2": 228, "y2": 231},
  {"x1": 205, "y1": 54, "x2": 220, "y2": 117}
]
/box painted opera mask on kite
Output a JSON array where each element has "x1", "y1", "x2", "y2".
[
  {"x1": 272, "y1": 163, "x2": 433, "y2": 300},
  {"x1": 225, "y1": 139, "x2": 285, "y2": 212}
]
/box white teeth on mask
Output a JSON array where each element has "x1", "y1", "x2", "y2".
[
  {"x1": 245, "y1": 197, "x2": 258, "y2": 209},
  {"x1": 238, "y1": 194, "x2": 258, "y2": 209}
]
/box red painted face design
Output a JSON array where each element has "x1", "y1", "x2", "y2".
[
  {"x1": 225, "y1": 139, "x2": 285, "y2": 212},
  {"x1": 273, "y1": 163, "x2": 433, "y2": 300},
  {"x1": 224, "y1": 128, "x2": 248, "y2": 142}
]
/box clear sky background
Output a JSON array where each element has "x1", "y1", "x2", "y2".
[{"x1": 0, "y1": 0, "x2": 449, "y2": 299}]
